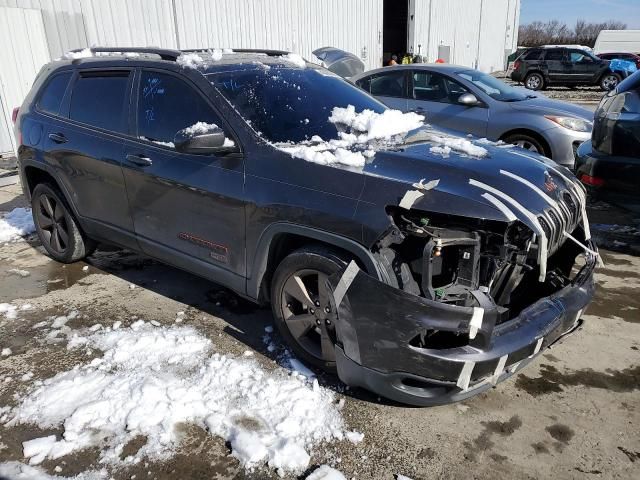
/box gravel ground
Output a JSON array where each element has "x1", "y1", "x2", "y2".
[{"x1": 1, "y1": 175, "x2": 639, "y2": 480}]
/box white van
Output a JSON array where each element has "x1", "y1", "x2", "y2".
[{"x1": 594, "y1": 30, "x2": 640, "y2": 54}]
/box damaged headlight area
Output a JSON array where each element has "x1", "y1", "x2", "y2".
[{"x1": 327, "y1": 204, "x2": 597, "y2": 406}]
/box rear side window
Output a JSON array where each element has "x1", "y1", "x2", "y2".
[
  {"x1": 69, "y1": 72, "x2": 130, "y2": 133},
  {"x1": 137, "y1": 70, "x2": 223, "y2": 145},
  {"x1": 366, "y1": 71, "x2": 406, "y2": 97},
  {"x1": 523, "y1": 49, "x2": 543, "y2": 60},
  {"x1": 37, "y1": 72, "x2": 72, "y2": 115},
  {"x1": 544, "y1": 49, "x2": 565, "y2": 61}
]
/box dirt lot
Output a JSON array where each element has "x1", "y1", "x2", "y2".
[
  {"x1": 494, "y1": 71, "x2": 606, "y2": 107},
  {"x1": 0, "y1": 177, "x2": 639, "y2": 480}
]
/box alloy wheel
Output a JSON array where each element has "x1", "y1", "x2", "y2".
[
  {"x1": 526, "y1": 75, "x2": 541, "y2": 89},
  {"x1": 602, "y1": 74, "x2": 618, "y2": 90},
  {"x1": 35, "y1": 193, "x2": 69, "y2": 254},
  {"x1": 513, "y1": 140, "x2": 540, "y2": 153},
  {"x1": 280, "y1": 268, "x2": 337, "y2": 362}
]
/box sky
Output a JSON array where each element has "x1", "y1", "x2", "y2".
[{"x1": 520, "y1": 0, "x2": 640, "y2": 29}]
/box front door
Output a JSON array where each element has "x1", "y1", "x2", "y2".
[
  {"x1": 121, "y1": 69, "x2": 246, "y2": 291},
  {"x1": 567, "y1": 50, "x2": 599, "y2": 82},
  {"x1": 406, "y1": 70, "x2": 489, "y2": 137}
]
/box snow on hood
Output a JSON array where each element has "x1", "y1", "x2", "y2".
[
  {"x1": 5, "y1": 322, "x2": 353, "y2": 475},
  {"x1": 276, "y1": 105, "x2": 425, "y2": 168}
]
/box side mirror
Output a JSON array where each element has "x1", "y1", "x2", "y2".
[
  {"x1": 173, "y1": 124, "x2": 236, "y2": 154},
  {"x1": 458, "y1": 93, "x2": 479, "y2": 106}
]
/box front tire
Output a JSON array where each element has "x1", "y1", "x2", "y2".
[
  {"x1": 600, "y1": 72, "x2": 620, "y2": 91},
  {"x1": 503, "y1": 133, "x2": 548, "y2": 157},
  {"x1": 31, "y1": 183, "x2": 95, "y2": 263},
  {"x1": 524, "y1": 72, "x2": 544, "y2": 91},
  {"x1": 270, "y1": 246, "x2": 348, "y2": 372}
]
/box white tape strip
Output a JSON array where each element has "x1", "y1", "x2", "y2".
[
  {"x1": 469, "y1": 307, "x2": 484, "y2": 339},
  {"x1": 332, "y1": 260, "x2": 360, "y2": 307},
  {"x1": 456, "y1": 361, "x2": 475, "y2": 391},
  {"x1": 481, "y1": 192, "x2": 518, "y2": 222},
  {"x1": 563, "y1": 230, "x2": 604, "y2": 267},
  {"x1": 509, "y1": 361, "x2": 521, "y2": 373},
  {"x1": 412, "y1": 178, "x2": 440, "y2": 191},
  {"x1": 532, "y1": 337, "x2": 544, "y2": 356},
  {"x1": 491, "y1": 355, "x2": 508, "y2": 385},
  {"x1": 399, "y1": 190, "x2": 424, "y2": 210}
]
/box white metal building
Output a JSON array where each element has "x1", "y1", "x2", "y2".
[{"x1": 0, "y1": 0, "x2": 520, "y2": 156}]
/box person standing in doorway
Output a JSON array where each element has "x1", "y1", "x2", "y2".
[{"x1": 387, "y1": 55, "x2": 398, "y2": 66}]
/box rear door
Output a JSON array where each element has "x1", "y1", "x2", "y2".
[
  {"x1": 43, "y1": 68, "x2": 136, "y2": 248},
  {"x1": 406, "y1": 70, "x2": 488, "y2": 137},
  {"x1": 120, "y1": 68, "x2": 246, "y2": 290},
  {"x1": 355, "y1": 70, "x2": 408, "y2": 110},
  {"x1": 544, "y1": 48, "x2": 567, "y2": 82}
]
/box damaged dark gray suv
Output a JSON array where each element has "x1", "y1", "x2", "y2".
[{"x1": 14, "y1": 47, "x2": 597, "y2": 406}]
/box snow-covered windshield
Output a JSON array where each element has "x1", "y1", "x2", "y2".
[
  {"x1": 208, "y1": 67, "x2": 387, "y2": 143},
  {"x1": 457, "y1": 70, "x2": 529, "y2": 102}
]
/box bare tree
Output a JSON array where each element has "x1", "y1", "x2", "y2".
[{"x1": 518, "y1": 20, "x2": 626, "y2": 47}]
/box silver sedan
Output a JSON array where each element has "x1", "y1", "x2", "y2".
[{"x1": 350, "y1": 64, "x2": 593, "y2": 168}]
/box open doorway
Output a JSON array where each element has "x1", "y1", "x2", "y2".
[{"x1": 382, "y1": 0, "x2": 409, "y2": 66}]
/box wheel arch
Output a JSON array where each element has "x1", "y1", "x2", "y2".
[
  {"x1": 499, "y1": 128, "x2": 553, "y2": 158},
  {"x1": 249, "y1": 223, "x2": 383, "y2": 302},
  {"x1": 22, "y1": 164, "x2": 83, "y2": 221}
]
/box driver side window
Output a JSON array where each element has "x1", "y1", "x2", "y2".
[
  {"x1": 137, "y1": 70, "x2": 224, "y2": 148},
  {"x1": 569, "y1": 51, "x2": 590, "y2": 63}
]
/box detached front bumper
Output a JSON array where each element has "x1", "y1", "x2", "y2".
[{"x1": 328, "y1": 244, "x2": 597, "y2": 406}]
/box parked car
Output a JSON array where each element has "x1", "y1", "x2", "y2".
[
  {"x1": 14, "y1": 47, "x2": 596, "y2": 406},
  {"x1": 596, "y1": 52, "x2": 640, "y2": 70},
  {"x1": 351, "y1": 64, "x2": 593, "y2": 167},
  {"x1": 576, "y1": 70, "x2": 640, "y2": 212},
  {"x1": 511, "y1": 47, "x2": 623, "y2": 91}
]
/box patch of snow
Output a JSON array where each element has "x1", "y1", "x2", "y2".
[
  {"x1": 329, "y1": 105, "x2": 424, "y2": 141},
  {"x1": 177, "y1": 52, "x2": 204, "y2": 69},
  {"x1": 62, "y1": 48, "x2": 92, "y2": 60},
  {"x1": 0, "y1": 208, "x2": 36, "y2": 243},
  {"x1": 8, "y1": 268, "x2": 30, "y2": 277},
  {"x1": 430, "y1": 145, "x2": 451, "y2": 157},
  {"x1": 1, "y1": 348, "x2": 12, "y2": 356},
  {"x1": 123, "y1": 52, "x2": 139, "y2": 58},
  {"x1": 210, "y1": 48, "x2": 223, "y2": 61},
  {"x1": 222, "y1": 48, "x2": 234, "y2": 54},
  {"x1": 280, "y1": 53, "x2": 307, "y2": 68},
  {"x1": 306, "y1": 465, "x2": 347, "y2": 480},
  {"x1": 396, "y1": 475, "x2": 415, "y2": 480},
  {"x1": 0, "y1": 461, "x2": 106, "y2": 479},
  {"x1": 1, "y1": 303, "x2": 18, "y2": 320},
  {"x1": 288, "y1": 358, "x2": 316, "y2": 378},
  {"x1": 345, "y1": 431, "x2": 364, "y2": 444},
  {"x1": 7, "y1": 324, "x2": 346, "y2": 474},
  {"x1": 82, "y1": 266, "x2": 89, "y2": 272},
  {"x1": 182, "y1": 122, "x2": 235, "y2": 147},
  {"x1": 407, "y1": 130, "x2": 488, "y2": 158}
]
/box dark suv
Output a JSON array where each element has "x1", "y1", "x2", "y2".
[
  {"x1": 511, "y1": 47, "x2": 621, "y2": 91},
  {"x1": 15, "y1": 47, "x2": 597, "y2": 406}
]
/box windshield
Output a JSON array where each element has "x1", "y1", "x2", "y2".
[
  {"x1": 457, "y1": 70, "x2": 529, "y2": 102},
  {"x1": 208, "y1": 66, "x2": 386, "y2": 143}
]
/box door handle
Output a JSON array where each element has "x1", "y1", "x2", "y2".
[
  {"x1": 48, "y1": 132, "x2": 67, "y2": 144},
  {"x1": 126, "y1": 154, "x2": 153, "y2": 167}
]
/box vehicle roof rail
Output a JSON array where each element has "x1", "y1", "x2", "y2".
[
  {"x1": 69, "y1": 47, "x2": 182, "y2": 61},
  {"x1": 181, "y1": 48, "x2": 290, "y2": 57}
]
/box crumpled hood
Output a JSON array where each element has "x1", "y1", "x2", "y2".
[
  {"x1": 360, "y1": 135, "x2": 586, "y2": 231},
  {"x1": 507, "y1": 96, "x2": 594, "y2": 121}
]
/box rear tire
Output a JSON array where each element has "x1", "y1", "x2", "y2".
[
  {"x1": 31, "y1": 183, "x2": 95, "y2": 263},
  {"x1": 524, "y1": 72, "x2": 544, "y2": 91},
  {"x1": 600, "y1": 72, "x2": 620, "y2": 91},
  {"x1": 270, "y1": 246, "x2": 348, "y2": 372}
]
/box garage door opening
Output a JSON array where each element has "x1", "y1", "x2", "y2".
[{"x1": 382, "y1": 0, "x2": 409, "y2": 66}]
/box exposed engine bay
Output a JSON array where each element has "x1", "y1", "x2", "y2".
[{"x1": 374, "y1": 206, "x2": 587, "y2": 326}]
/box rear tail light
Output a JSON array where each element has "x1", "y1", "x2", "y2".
[
  {"x1": 580, "y1": 174, "x2": 605, "y2": 187},
  {"x1": 11, "y1": 107, "x2": 19, "y2": 124},
  {"x1": 513, "y1": 60, "x2": 521, "y2": 71}
]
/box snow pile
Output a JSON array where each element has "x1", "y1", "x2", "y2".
[
  {"x1": 280, "y1": 53, "x2": 307, "y2": 68},
  {"x1": 6, "y1": 322, "x2": 347, "y2": 474},
  {"x1": 182, "y1": 122, "x2": 235, "y2": 147},
  {"x1": 177, "y1": 52, "x2": 205, "y2": 68},
  {"x1": 277, "y1": 105, "x2": 425, "y2": 169},
  {"x1": 307, "y1": 465, "x2": 347, "y2": 480},
  {"x1": 430, "y1": 145, "x2": 451, "y2": 157},
  {"x1": 0, "y1": 208, "x2": 36, "y2": 243},
  {"x1": 62, "y1": 48, "x2": 92, "y2": 60},
  {"x1": 329, "y1": 105, "x2": 424, "y2": 142},
  {"x1": 0, "y1": 461, "x2": 106, "y2": 480},
  {"x1": 406, "y1": 129, "x2": 489, "y2": 158}
]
